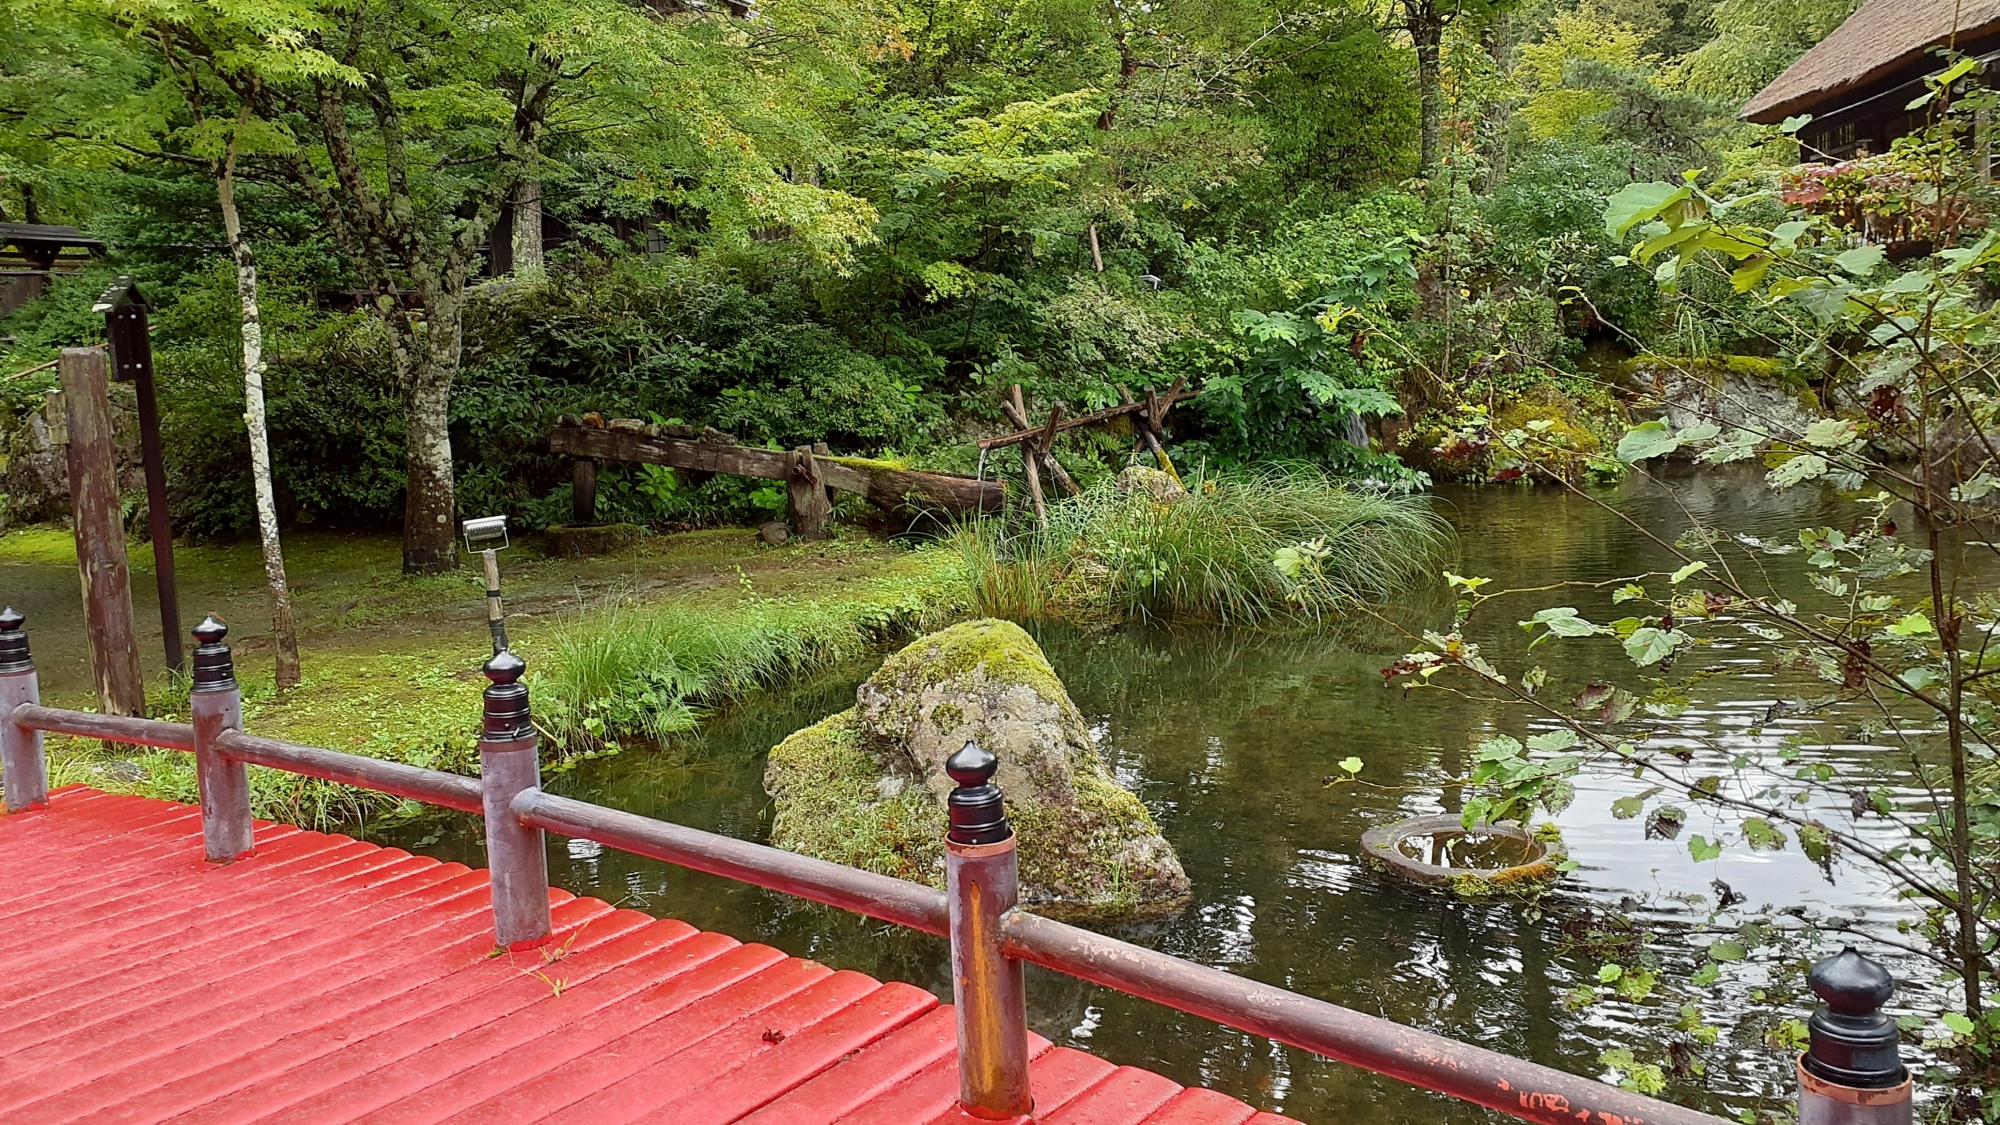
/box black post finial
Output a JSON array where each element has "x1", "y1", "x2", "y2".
[
  {"x1": 0, "y1": 607, "x2": 31, "y2": 674},
  {"x1": 480, "y1": 650, "x2": 532, "y2": 741},
  {"x1": 191, "y1": 615, "x2": 235, "y2": 692},
  {"x1": 946, "y1": 741, "x2": 1011, "y2": 846},
  {"x1": 1804, "y1": 946, "x2": 1906, "y2": 1089}
]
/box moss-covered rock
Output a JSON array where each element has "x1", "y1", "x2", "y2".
[
  {"x1": 1622, "y1": 355, "x2": 1824, "y2": 444},
  {"x1": 764, "y1": 619, "x2": 1191, "y2": 920}
]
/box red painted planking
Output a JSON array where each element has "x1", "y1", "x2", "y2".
[
  {"x1": 1039, "y1": 1067, "x2": 1184, "y2": 1125},
  {"x1": 0, "y1": 790, "x2": 1293, "y2": 1125},
  {"x1": 1137, "y1": 1089, "x2": 1261, "y2": 1125}
]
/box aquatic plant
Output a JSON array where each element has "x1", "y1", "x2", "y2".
[{"x1": 956, "y1": 466, "x2": 1448, "y2": 626}]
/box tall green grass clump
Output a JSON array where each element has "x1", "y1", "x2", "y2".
[
  {"x1": 958, "y1": 467, "x2": 1447, "y2": 626},
  {"x1": 533, "y1": 551, "x2": 967, "y2": 747}
]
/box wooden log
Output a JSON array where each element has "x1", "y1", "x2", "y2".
[
  {"x1": 571, "y1": 457, "x2": 599, "y2": 524},
  {"x1": 786, "y1": 446, "x2": 833, "y2": 540},
  {"x1": 59, "y1": 347, "x2": 145, "y2": 717},
  {"x1": 976, "y1": 390, "x2": 1196, "y2": 450},
  {"x1": 550, "y1": 424, "x2": 1003, "y2": 516},
  {"x1": 1010, "y1": 387, "x2": 1047, "y2": 526},
  {"x1": 999, "y1": 400, "x2": 1079, "y2": 496}
]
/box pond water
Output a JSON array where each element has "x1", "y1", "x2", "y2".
[{"x1": 380, "y1": 469, "x2": 1952, "y2": 1124}]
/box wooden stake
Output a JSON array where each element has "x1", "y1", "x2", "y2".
[
  {"x1": 1088, "y1": 224, "x2": 1104, "y2": 273},
  {"x1": 1009, "y1": 386, "x2": 1047, "y2": 526},
  {"x1": 999, "y1": 400, "x2": 1079, "y2": 496},
  {"x1": 60, "y1": 347, "x2": 145, "y2": 717},
  {"x1": 1119, "y1": 384, "x2": 1182, "y2": 483},
  {"x1": 786, "y1": 446, "x2": 833, "y2": 540},
  {"x1": 813, "y1": 441, "x2": 837, "y2": 507},
  {"x1": 570, "y1": 457, "x2": 598, "y2": 524}
]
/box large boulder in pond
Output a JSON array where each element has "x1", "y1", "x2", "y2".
[{"x1": 763, "y1": 619, "x2": 1191, "y2": 920}]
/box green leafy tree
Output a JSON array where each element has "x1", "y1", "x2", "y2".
[{"x1": 24, "y1": 0, "x2": 877, "y2": 571}]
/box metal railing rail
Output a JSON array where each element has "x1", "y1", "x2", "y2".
[{"x1": 0, "y1": 608, "x2": 1912, "y2": 1125}]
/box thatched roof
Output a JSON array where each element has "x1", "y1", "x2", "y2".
[{"x1": 1742, "y1": 0, "x2": 2000, "y2": 124}]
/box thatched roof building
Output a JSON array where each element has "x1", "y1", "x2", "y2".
[{"x1": 1743, "y1": 0, "x2": 2000, "y2": 159}]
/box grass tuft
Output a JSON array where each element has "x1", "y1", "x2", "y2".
[{"x1": 955, "y1": 466, "x2": 1447, "y2": 626}]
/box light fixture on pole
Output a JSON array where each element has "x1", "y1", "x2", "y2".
[{"x1": 462, "y1": 515, "x2": 512, "y2": 654}]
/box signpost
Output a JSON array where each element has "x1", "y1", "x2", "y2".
[{"x1": 93, "y1": 278, "x2": 182, "y2": 674}]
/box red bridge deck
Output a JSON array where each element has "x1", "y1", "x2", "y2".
[{"x1": 0, "y1": 788, "x2": 1297, "y2": 1125}]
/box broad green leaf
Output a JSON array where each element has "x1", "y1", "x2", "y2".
[
  {"x1": 1688, "y1": 835, "x2": 1723, "y2": 862},
  {"x1": 1944, "y1": 1012, "x2": 1977, "y2": 1037},
  {"x1": 1598, "y1": 963, "x2": 1624, "y2": 983},
  {"x1": 1624, "y1": 626, "x2": 1680, "y2": 667},
  {"x1": 1611, "y1": 794, "x2": 1647, "y2": 819},
  {"x1": 1742, "y1": 818, "x2": 1786, "y2": 850},
  {"x1": 1769, "y1": 454, "x2": 1829, "y2": 489},
  {"x1": 1835, "y1": 246, "x2": 1886, "y2": 277},
  {"x1": 1778, "y1": 115, "x2": 1812, "y2": 136},
  {"x1": 1888, "y1": 612, "x2": 1934, "y2": 637},
  {"x1": 1612, "y1": 583, "x2": 1646, "y2": 603},
  {"x1": 1525, "y1": 729, "x2": 1581, "y2": 753},
  {"x1": 1338, "y1": 756, "x2": 1363, "y2": 774},
  {"x1": 1690, "y1": 962, "x2": 1721, "y2": 986},
  {"x1": 1605, "y1": 183, "x2": 1687, "y2": 237},
  {"x1": 1803, "y1": 418, "x2": 1859, "y2": 448},
  {"x1": 1707, "y1": 939, "x2": 1747, "y2": 962},
  {"x1": 1670, "y1": 561, "x2": 1708, "y2": 584},
  {"x1": 1616, "y1": 421, "x2": 1679, "y2": 463}
]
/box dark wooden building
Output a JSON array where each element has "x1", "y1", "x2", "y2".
[
  {"x1": 1743, "y1": 0, "x2": 2000, "y2": 160},
  {"x1": 0, "y1": 223, "x2": 105, "y2": 316}
]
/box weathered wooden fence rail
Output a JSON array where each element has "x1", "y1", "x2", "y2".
[{"x1": 0, "y1": 607, "x2": 1910, "y2": 1125}]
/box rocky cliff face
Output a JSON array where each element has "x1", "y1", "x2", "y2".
[
  {"x1": 1, "y1": 383, "x2": 145, "y2": 530},
  {"x1": 765, "y1": 619, "x2": 1191, "y2": 920}
]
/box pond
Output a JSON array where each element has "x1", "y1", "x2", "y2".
[{"x1": 381, "y1": 469, "x2": 1948, "y2": 1124}]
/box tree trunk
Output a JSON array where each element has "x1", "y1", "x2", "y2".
[
  {"x1": 1409, "y1": 3, "x2": 1444, "y2": 173},
  {"x1": 218, "y1": 141, "x2": 302, "y2": 691},
  {"x1": 1480, "y1": 12, "x2": 1512, "y2": 189},
  {"x1": 511, "y1": 180, "x2": 544, "y2": 277},
  {"x1": 397, "y1": 290, "x2": 461, "y2": 575}
]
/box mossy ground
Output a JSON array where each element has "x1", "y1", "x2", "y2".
[{"x1": 15, "y1": 524, "x2": 965, "y2": 828}]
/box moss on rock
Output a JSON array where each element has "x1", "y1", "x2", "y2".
[{"x1": 765, "y1": 618, "x2": 1191, "y2": 920}]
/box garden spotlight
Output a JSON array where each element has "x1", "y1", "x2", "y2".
[{"x1": 462, "y1": 515, "x2": 512, "y2": 653}]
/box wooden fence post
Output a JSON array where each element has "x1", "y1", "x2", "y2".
[
  {"x1": 786, "y1": 446, "x2": 832, "y2": 540},
  {"x1": 0, "y1": 608, "x2": 45, "y2": 813},
  {"x1": 479, "y1": 649, "x2": 552, "y2": 949},
  {"x1": 945, "y1": 742, "x2": 1034, "y2": 1119},
  {"x1": 571, "y1": 457, "x2": 599, "y2": 524},
  {"x1": 190, "y1": 616, "x2": 254, "y2": 860},
  {"x1": 60, "y1": 347, "x2": 145, "y2": 717}
]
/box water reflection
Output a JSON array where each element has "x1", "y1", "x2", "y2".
[{"x1": 382, "y1": 469, "x2": 1958, "y2": 1123}]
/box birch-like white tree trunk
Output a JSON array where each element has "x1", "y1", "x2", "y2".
[{"x1": 219, "y1": 137, "x2": 302, "y2": 689}]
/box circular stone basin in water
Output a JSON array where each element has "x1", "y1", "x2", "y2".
[{"x1": 1360, "y1": 814, "x2": 1562, "y2": 894}]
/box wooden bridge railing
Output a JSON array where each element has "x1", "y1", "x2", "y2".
[{"x1": 0, "y1": 608, "x2": 1911, "y2": 1125}]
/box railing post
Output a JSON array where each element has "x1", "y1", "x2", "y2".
[
  {"x1": 479, "y1": 650, "x2": 550, "y2": 950},
  {"x1": 0, "y1": 608, "x2": 46, "y2": 812},
  {"x1": 945, "y1": 741, "x2": 1034, "y2": 1119},
  {"x1": 190, "y1": 615, "x2": 254, "y2": 860},
  {"x1": 1798, "y1": 947, "x2": 1911, "y2": 1125}
]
